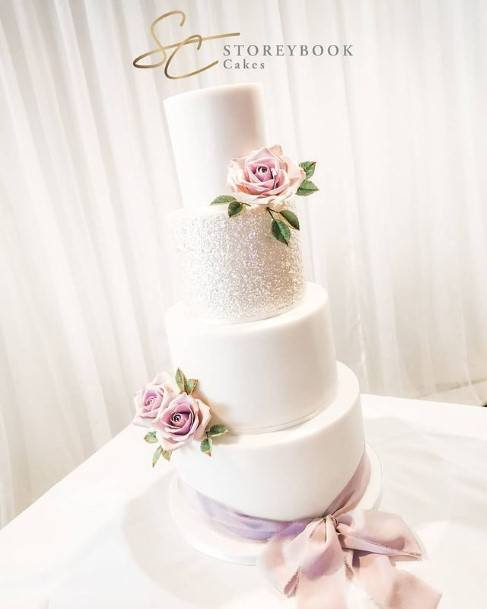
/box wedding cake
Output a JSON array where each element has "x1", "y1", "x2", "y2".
[
  {"x1": 163, "y1": 83, "x2": 366, "y2": 521},
  {"x1": 133, "y1": 82, "x2": 440, "y2": 608}
]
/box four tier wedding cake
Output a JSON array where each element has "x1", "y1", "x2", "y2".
[
  {"x1": 164, "y1": 83, "x2": 366, "y2": 521},
  {"x1": 133, "y1": 83, "x2": 440, "y2": 609}
]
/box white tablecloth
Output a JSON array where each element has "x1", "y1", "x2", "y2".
[{"x1": 0, "y1": 395, "x2": 486, "y2": 609}]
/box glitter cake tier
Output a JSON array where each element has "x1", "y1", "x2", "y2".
[{"x1": 169, "y1": 204, "x2": 305, "y2": 322}]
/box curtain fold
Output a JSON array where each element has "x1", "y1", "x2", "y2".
[{"x1": 1, "y1": 0, "x2": 486, "y2": 525}]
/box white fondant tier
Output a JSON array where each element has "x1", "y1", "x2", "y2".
[
  {"x1": 166, "y1": 283, "x2": 337, "y2": 433},
  {"x1": 168, "y1": 204, "x2": 305, "y2": 322},
  {"x1": 164, "y1": 83, "x2": 267, "y2": 209},
  {"x1": 172, "y1": 363, "x2": 364, "y2": 521}
]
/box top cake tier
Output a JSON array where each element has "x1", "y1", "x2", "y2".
[{"x1": 164, "y1": 83, "x2": 266, "y2": 209}]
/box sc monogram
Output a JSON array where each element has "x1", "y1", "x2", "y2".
[{"x1": 132, "y1": 10, "x2": 240, "y2": 79}]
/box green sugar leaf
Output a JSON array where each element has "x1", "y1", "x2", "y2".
[
  {"x1": 152, "y1": 445, "x2": 163, "y2": 467},
  {"x1": 207, "y1": 424, "x2": 229, "y2": 438},
  {"x1": 280, "y1": 209, "x2": 300, "y2": 230},
  {"x1": 144, "y1": 431, "x2": 158, "y2": 444},
  {"x1": 297, "y1": 179, "x2": 319, "y2": 197},
  {"x1": 228, "y1": 201, "x2": 244, "y2": 218},
  {"x1": 200, "y1": 437, "x2": 212, "y2": 456},
  {"x1": 271, "y1": 219, "x2": 291, "y2": 245},
  {"x1": 175, "y1": 368, "x2": 187, "y2": 393},
  {"x1": 186, "y1": 378, "x2": 199, "y2": 394},
  {"x1": 299, "y1": 161, "x2": 317, "y2": 179},
  {"x1": 210, "y1": 195, "x2": 237, "y2": 205}
]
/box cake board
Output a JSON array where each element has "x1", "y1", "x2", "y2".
[{"x1": 169, "y1": 444, "x2": 382, "y2": 565}]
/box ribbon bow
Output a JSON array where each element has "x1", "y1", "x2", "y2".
[
  {"x1": 183, "y1": 452, "x2": 441, "y2": 609},
  {"x1": 261, "y1": 506, "x2": 441, "y2": 609}
]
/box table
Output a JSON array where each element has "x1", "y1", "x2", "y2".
[{"x1": 0, "y1": 396, "x2": 486, "y2": 609}]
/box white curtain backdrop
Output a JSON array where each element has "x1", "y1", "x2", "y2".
[{"x1": 1, "y1": 0, "x2": 486, "y2": 525}]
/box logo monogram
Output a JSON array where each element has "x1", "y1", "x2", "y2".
[{"x1": 132, "y1": 10, "x2": 240, "y2": 79}]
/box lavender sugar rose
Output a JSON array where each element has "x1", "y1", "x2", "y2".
[
  {"x1": 211, "y1": 145, "x2": 319, "y2": 245},
  {"x1": 228, "y1": 145, "x2": 305, "y2": 206},
  {"x1": 153, "y1": 393, "x2": 211, "y2": 451},
  {"x1": 133, "y1": 373, "x2": 177, "y2": 427}
]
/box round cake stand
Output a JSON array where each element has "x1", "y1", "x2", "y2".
[{"x1": 169, "y1": 444, "x2": 382, "y2": 565}]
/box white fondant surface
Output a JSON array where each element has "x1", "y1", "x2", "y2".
[
  {"x1": 165, "y1": 283, "x2": 337, "y2": 433},
  {"x1": 172, "y1": 363, "x2": 365, "y2": 521},
  {"x1": 168, "y1": 204, "x2": 304, "y2": 322},
  {"x1": 164, "y1": 83, "x2": 267, "y2": 209},
  {"x1": 169, "y1": 445, "x2": 382, "y2": 565}
]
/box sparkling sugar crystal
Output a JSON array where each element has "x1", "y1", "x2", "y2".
[{"x1": 171, "y1": 205, "x2": 305, "y2": 322}]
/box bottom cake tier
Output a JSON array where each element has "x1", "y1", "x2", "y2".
[{"x1": 172, "y1": 362, "x2": 364, "y2": 521}]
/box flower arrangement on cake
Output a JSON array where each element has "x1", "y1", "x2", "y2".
[
  {"x1": 133, "y1": 369, "x2": 229, "y2": 465},
  {"x1": 210, "y1": 145, "x2": 318, "y2": 245}
]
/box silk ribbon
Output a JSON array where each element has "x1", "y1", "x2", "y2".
[{"x1": 182, "y1": 452, "x2": 441, "y2": 609}]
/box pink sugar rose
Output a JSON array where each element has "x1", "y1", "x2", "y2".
[
  {"x1": 133, "y1": 372, "x2": 177, "y2": 428},
  {"x1": 228, "y1": 145, "x2": 305, "y2": 206},
  {"x1": 153, "y1": 393, "x2": 211, "y2": 451}
]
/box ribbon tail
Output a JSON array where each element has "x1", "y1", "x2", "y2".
[
  {"x1": 338, "y1": 509, "x2": 423, "y2": 558},
  {"x1": 262, "y1": 518, "x2": 350, "y2": 609},
  {"x1": 297, "y1": 561, "x2": 348, "y2": 609},
  {"x1": 260, "y1": 520, "x2": 315, "y2": 597},
  {"x1": 296, "y1": 518, "x2": 349, "y2": 609},
  {"x1": 353, "y1": 552, "x2": 441, "y2": 609}
]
